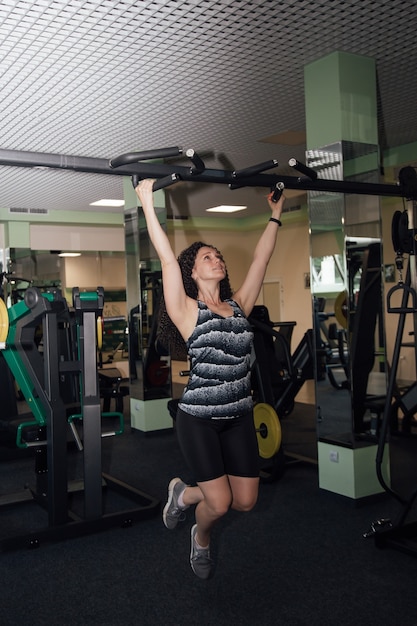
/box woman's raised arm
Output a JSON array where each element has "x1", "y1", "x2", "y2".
[
  {"x1": 233, "y1": 191, "x2": 285, "y2": 317},
  {"x1": 135, "y1": 180, "x2": 193, "y2": 337}
]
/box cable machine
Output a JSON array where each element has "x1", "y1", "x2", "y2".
[{"x1": 365, "y1": 167, "x2": 417, "y2": 556}]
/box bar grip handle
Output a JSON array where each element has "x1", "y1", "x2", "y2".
[
  {"x1": 109, "y1": 147, "x2": 182, "y2": 169},
  {"x1": 153, "y1": 173, "x2": 181, "y2": 191},
  {"x1": 271, "y1": 182, "x2": 284, "y2": 202},
  {"x1": 232, "y1": 159, "x2": 279, "y2": 179},
  {"x1": 387, "y1": 283, "x2": 417, "y2": 314},
  {"x1": 186, "y1": 149, "x2": 205, "y2": 175},
  {"x1": 288, "y1": 158, "x2": 318, "y2": 181},
  {"x1": 131, "y1": 172, "x2": 181, "y2": 190}
]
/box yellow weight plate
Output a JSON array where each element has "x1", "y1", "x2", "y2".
[
  {"x1": 97, "y1": 316, "x2": 103, "y2": 350},
  {"x1": 0, "y1": 297, "x2": 9, "y2": 342},
  {"x1": 334, "y1": 290, "x2": 348, "y2": 329},
  {"x1": 254, "y1": 402, "x2": 282, "y2": 459}
]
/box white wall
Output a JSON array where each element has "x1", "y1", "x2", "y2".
[
  {"x1": 62, "y1": 254, "x2": 126, "y2": 290},
  {"x1": 30, "y1": 223, "x2": 124, "y2": 252}
]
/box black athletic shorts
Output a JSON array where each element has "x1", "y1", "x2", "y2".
[{"x1": 176, "y1": 407, "x2": 260, "y2": 483}]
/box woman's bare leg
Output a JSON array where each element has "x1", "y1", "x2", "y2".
[
  {"x1": 184, "y1": 475, "x2": 259, "y2": 546},
  {"x1": 193, "y1": 476, "x2": 233, "y2": 546},
  {"x1": 228, "y1": 475, "x2": 259, "y2": 511}
]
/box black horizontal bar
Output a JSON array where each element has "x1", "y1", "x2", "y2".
[{"x1": 0, "y1": 148, "x2": 409, "y2": 199}]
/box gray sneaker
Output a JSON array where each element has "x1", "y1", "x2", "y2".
[
  {"x1": 190, "y1": 524, "x2": 213, "y2": 579},
  {"x1": 162, "y1": 477, "x2": 188, "y2": 529}
]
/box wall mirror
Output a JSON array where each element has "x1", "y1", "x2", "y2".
[{"x1": 308, "y1": 141, "x2": 386, "y2": 442}]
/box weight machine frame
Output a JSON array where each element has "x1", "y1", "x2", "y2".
[{"x1": 0, "y1": 287, "x2": 159, "y2": 552}]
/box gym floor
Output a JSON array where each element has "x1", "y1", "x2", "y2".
[{"x1": 1, "y1": 385, "x2": 417, "y2": 625}]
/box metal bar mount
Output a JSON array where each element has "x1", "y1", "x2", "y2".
[{"x1": 0, "y1": 146, "x2": 413, "y2": 199}]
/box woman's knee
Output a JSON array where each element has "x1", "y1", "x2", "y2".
[
  {"x1": 196, "y1": 478, "x2": 233, "y2": 519},
  {"x1": 229, "y1": 476, "x2": 259, "y2": 512},
  {"x1": 231, "y1": 493, "x2": 258, "y2": 512},
  {"x1": 207, "y1": 493, "x2": 232, "y2": 518}
]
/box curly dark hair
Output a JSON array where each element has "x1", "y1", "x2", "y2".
[{"x1": 156, "y1": 241, "x2": 233, "y2": 360}]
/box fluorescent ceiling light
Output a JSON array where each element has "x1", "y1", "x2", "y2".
[
  {"x1": 206, "y1": 205, "x2": 247, "y2": 213},
  {"x1": 89, "y1": 199, "x2": 124, "y2": 207},
  {"x1": 58, "y1": 252, "x2": 82, "y2": 257}
]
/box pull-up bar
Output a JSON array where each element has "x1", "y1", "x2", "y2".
[
  {"x1": 109, "y1": 147, "x2": 416, "y2": 200},
  {"x1": 0, "y1": 146, "x2": 414, "y2": 199}
]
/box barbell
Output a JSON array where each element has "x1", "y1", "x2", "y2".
[{"x1": 253, "y1": 402, "x2": 282, "y2": 459}]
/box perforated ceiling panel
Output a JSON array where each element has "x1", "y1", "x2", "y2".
[{"x1": 0, "y1": 0, "x2": 416, "y2": 216}]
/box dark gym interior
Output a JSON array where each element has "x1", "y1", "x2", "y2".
[{"x1": 2, "y1": 2, "x2": 417, "y2": 625}]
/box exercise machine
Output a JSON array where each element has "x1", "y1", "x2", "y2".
[
  {"x1": 0, "y1": 286, "x2": 159, "y2": 551},
  {"x1": 365, "y1": 166, "x2": 417, "y2": 556},
  {"x1": 314, "y1": 239, "x2": 388, "y2": 437},
  {"x1": 248, "y1": 305, "x2": 315, "y2": 480},
  {"x1": 249, "y1": 305, "x2": 315, "y2": 417}
]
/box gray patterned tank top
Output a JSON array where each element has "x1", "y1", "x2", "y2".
[{"x1": 178, "y1": 299, "x2": 254, "y2": 419}]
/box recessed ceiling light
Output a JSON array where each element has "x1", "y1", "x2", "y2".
[
  {"x1": 206, "y1": 205, "x2": 247, "y2": 213},
  {"x1": 89, "y1": 199, "x2": 124, "y2": 207},
  {"x1": 58, "y1": 252, "x2": 82, "y2": 257}
]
